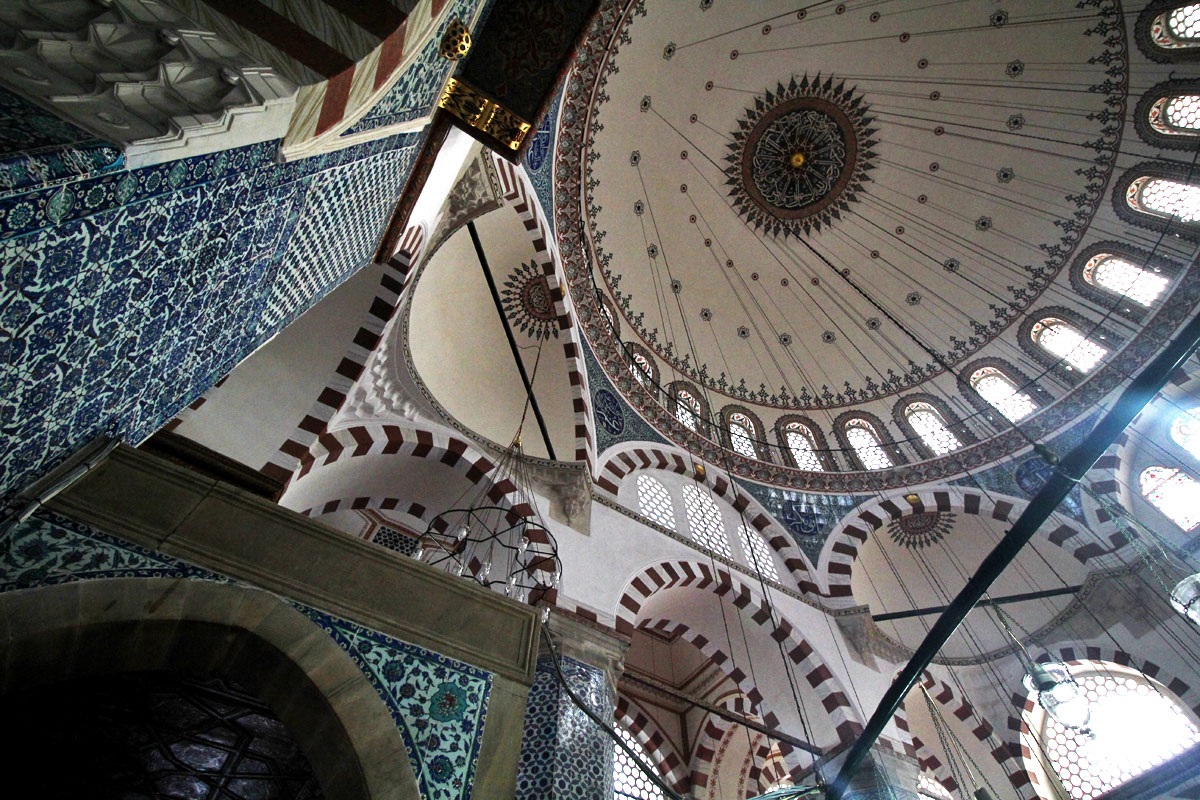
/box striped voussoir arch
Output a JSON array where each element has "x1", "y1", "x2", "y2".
[
  {"x1": 821, "y1": 488, "x2": 1126, "y2": 604},
  {"x1": 597, "y1": 446, "x2": 820, "y2": 595},
  {"x1": 489, "y1": 154, "x2": 595, "y2": 471},
  {"x1": 283, "y1": 422, "x2": 534, "y2": 524},
  {"x1": 614, "y1": 694, "x2": 690, "y2": 794},
  {"x1": 1007, "y1": 645, "x2": 1200, "y2": 800},
  {"x1": 688, "y1": 692, "x2": 775, "y2": 795},
  {"x1": 262, "y1": 225, "x2": 426, "y2": 484},
  {"x1": 161, "y1": 375, "x2": 228, "y2": 433},
  {"x1": 910, "y1": 735, "x2": 960, "y2": 796},
  {"x1": 628, "y1": 572, "x2": 863, "y2": 742}
]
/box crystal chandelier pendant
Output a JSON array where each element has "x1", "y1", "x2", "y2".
[
  {"x1": 1170, "y1": 573, "x2": 1200, "y2": 626},
  {"x1": 1023, "y1": 661, "x2": 1091, "y2": 732}
]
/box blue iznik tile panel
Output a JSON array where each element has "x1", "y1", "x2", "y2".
[
  {"x1": 583, "y1": 337, "x2": 669, "y2": 454},
  {"x1": 515, "y1": 656, "x2": 614, "y2": 800},
  {"x1": 0, "y1": 88, "x2": 123, "y2": 198},
  {"x1": 522, "y1": 85, "x2": 561, "y2": 233},
  {"x1": 0, "y1": 130, "x2": 422, "y2": 500},
  {"x1": 0, "y1": 511, "x2": 492, "y2": 800},
  {"x1": 341, "y1": 0, "x2": 489, "y2": 136},
  {"x1": 735, "y1": 478, "x2": 868, "y2": 561}
]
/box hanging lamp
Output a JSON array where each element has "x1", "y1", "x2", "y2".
[
  {"x1": 1169, "y1": 573, "x2": 1200, "y2": 626},
  {"x1": 995, "y1": 606, "x2": 1091, "y2": 732}
]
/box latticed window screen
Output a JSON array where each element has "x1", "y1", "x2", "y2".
[
  {"x1": 1083, "y1": 254, "x2": 1168, "y2": 307},
  {"x1": 785, "y1": 422, "x2": 825, "y2": 471},
  {"x1": 905, "y1": 402, "x2": 962, "y2": 455},
  {"x1": 1033, "y1": 669, "x2": 1200, "y2": 800},
  {"x1": 1169, "y1": 4, "x2": 1200, "y2": 39},
  {"x1": 1140, "y1": 466, "x2": 1200, "y2": 531},
  {"x1": 971, "y1": 367, "x2": 1037, "y2": 422},
  {"x1": 1130, "y1": 176, "x2": 1200, "y2": 223},
  {"x1": 1031, "y1": 319, "x2": 1107, "y2": 372},
  {"x1": 917, "y1": 772, "x2": 952, "y2": 800},
  {"x1": 1167, "y1": 95, "x2": 1200, "y2": 130},
  {"x1": 845, "y1": 418, "x2": 892, "y2": 469},
  {"x1": 676, "y1": 390, "x2": 701, "y2": 431},
  {"x1": 631, "y1": 353, "x2": 653, "y2": 386},
  {"x1": 682, "y1": 485, "x2": 732, "y2": 557},
  {"x1": 737, "y1": 523, "x2": 779, "y2": 581},
  {"x1": 637, "y1": 474, "x2": 676, "y2": 530},
  {"x1": 1172, "y1": 406, "x2": 1200, "y2": 461},
  {"x1": 728, "y1": 413, "x2": 758, "y2": 459},
  {"x1": 613, "y1": 723, "x2": 666, "y2": 800}
]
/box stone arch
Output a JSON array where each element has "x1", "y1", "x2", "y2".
[
  {"x1": 597, "y1": 445, "x2": 819, "y2": 594},
  {"x1": 615, "y1": 561, "x2": 863, "y2": 745},
  {"x1": 818, "y1": 487, "x2": 1125, "y2": 604},
  {"x1": 489, "y1": 155, "x2": 596, "y2": 470},
  {"x1": 615, "y1": 693, "x2": 691, "y2": 794},
  {"x1": 0, "y1": 577, "x2": 419, "y2": 800},
  {"x1": 688, "y1": 691, "x2": 776, "y2": 795},
  {"x1": 1006, "y1": 644, "x2": 1200, "y2": 800}
]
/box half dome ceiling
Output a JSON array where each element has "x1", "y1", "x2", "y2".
[{"x1": 555, "y1": 0, "x2": 1200, "y2": 487}]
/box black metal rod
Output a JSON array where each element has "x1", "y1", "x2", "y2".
[
  {"x1": 622, "y1": 672, "x2": 824, "y2": 756},
  {"x1": 871, "y1": 585, "x2": 1082, "y2": 623},
  {"x1": 828, "y1": 310, "x2": 1200, "y2": 800},
  {"x1": 467, "y1": 220, "x2": 557, "y2": 461}
]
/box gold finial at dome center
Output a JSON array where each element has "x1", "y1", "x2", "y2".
[{"x1": 790, "y1": 151, "x2": 807, "y2": 168}]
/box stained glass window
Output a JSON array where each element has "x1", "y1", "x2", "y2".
[
  {"x1": 1082, "y1": 254, "x2": 1168, "y2": 307},
  {"x1": 1171, "y1": 406, "x2": 1200, "y2": 461},
  {"x1": 631, "y1": 352, "x2": 653, "y2": 387},
  {"x1": 676, "y1": 390, "x2": 702, "y2": 431},
  {"x1": 1150, "y1": 95, "x2": 1200, "y2": 136},
  {"x1": 917, "y1": 772, "x2": 952, "y2": 800},
  {"x1": 1140, "y1": 466, "x2": 1200, "y2": 531},
  {"x1": 905, "y1": 402, "x2": 962, "y2": 455},
  {"x1": 737, "y1": 522, "x2": 779, "y2": 581},
  {"x1": 683, "y1": 485, "x2": 732, "y2": 557},
  {"x1": 1127, "y1": 176, "x2": 1200, "y2": 224},
  {"x1": 1169, "y1": 4, "x2": 1200, "y2": 39},
  {"x1": 613, "y1": 723, "x2": 666, "y2": 800},
  {"x1": 784, "y1": 422, "x2": 825, "y2": 471},
  {"x1": 637, "y1": 474, "x2": 676, "y2": 530},
  {"x1": 1030, "y1": 666, "x2": 1200, "y2": 800},
  {"x1": 728, "y1": 412, "x2": 758, "y2": 459},
  {"x1": 845, "y1": 418, "x2": 892, "y2": 469},
  {"x1": 971, "y1": 367, "x2": 1038, "y2": 422},
  {"x1": 1031, "y1": 318, "x2": 1107, "y2": 372}
]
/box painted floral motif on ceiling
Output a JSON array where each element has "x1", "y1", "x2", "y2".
[
  {"x1": 888, "y1": 511, "x2": 955, "y2": 549},
  {"x1": 501, "y1": 259, "x2": 559, "y2": 340}
]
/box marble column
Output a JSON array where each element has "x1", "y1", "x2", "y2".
[{"x1": 514, "y1": 614, "x2": 629, "y2": 800}]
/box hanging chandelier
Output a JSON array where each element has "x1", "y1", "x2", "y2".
[
  {"x1": 994, "y1": 606, "x2": 1091, "y2": 732},
  {"x1": 1169, "y1": 573, "x2": 1200, "y2": 626}
]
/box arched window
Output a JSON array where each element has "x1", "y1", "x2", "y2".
[
  {"x1": 737, "y1": 522, "x2": 779, "y2": 582},
  {"x1": 1025, "y1": 661, "x2": 1200, "y2": 800},
  {"x1": 637, "y1": 474, "x2": 676, "y2": 531},
  {"x1": 904, "y1": 401, "x2": 962, "y2": 455},
  {"x1": 676, "y1": 390, "x2": 702, "y2": 431},
  {"x1": 970, "y1": 367, "x2": 1038, "y2": 422},
  {"x1": 1149, "y1": 93, "x2": 1200, "y2": 135},
  {"x1": 1140, "y1": 466, "x2": 1200, "y2": 531},
  {"x1": 784, "y1": 422, "x2": 825, "y2": 471},
  {"x1": 1171, "y1": 406, "x2": 1200, "y2": 461},
  {"x1": 1030, "y1": 318, "x2": 1108, "y2": 372},
  {"x1": 917, "y1": 772, "x2": 952, "y2": 800},
  {"x1": 728, "y1": 412, "x2": 758, "y2": 459},
  {"x1": 1152, "y1": 4, "x2": 1200, "y2": 48},
  {"x1": 631, "y1": 352, "x2": 653, "y2": 387},
  {"x1": 845, "y1": 418, "x2": 892, "y2": 469},
  {"x1": 613, "y1": 722, "x2": 666, "y2": 800},
  {"x1": 1126, "y1": 175, "x2": 1200, "y2": 224},
  {"x1": 1081, "y1": 253, "x2": 1169, "y2": 307},
  {"x1": 682, "y1": 485, "x2": 732, "y2": 558}
]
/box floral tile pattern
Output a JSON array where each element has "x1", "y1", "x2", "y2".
[
  {"x1": 515, "y1": 656, "x2": 615, "y2": 800},
  {"x1": 0, "y1": 129, "x2": 421, "y2": 501},
  {"x1": 0, "y1": 511, "x2": 492, "y2": 800}
]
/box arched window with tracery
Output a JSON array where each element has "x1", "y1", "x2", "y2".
[
  {"x1": 1140, "y1": 466, "x2": 1200, "y2": 531},
  {"x1": 1126, "y1": 174, "x2": 1200, "y2": 224},
  {"x1": 737, "y1": 522, "x2": 779, "y2": 581},
  {"x1": 845, "y1": 418, "x2": 892, "y2": 470},
  {"x1": 1151, "y1": 4, "x2": 1200, "y2": 50},
  {"x1": 1081, "y1": 253, "x2": 1169, "y2": 307},
  {"x1": 682, "y1": 485, "x2": 732, "y2": 558},
  {"x1": 727, "y1": 412, "x2": 758, "y2": 459},
  {"x1": 784, "y1": 421, "x2": 825, "y2": 471},
  {"x1": 1151, "y1": 93, "x2": 1200, "y2": 134},
  {"x1": 675, "y1": 389, "x2": 702, "y2": 431},
  {"x1": 1023, "y1": 660, "x2": 1200, "y2": 800},
  {"x1": 637, "y1": 474, "x2": 676, "y2": 531},
  {"x1": 1172, "y1": 406, "x2": 1200, "y2": 461},
  {"x1": 970, "y1": 366, "x2": 1038, "y2": 422},
  {"x1": 1030, "y1": 318, "x2": 1107, "y2": 372},
  {"x1": 631, "y1": 352, "x2": 653, "y2": 387},
  {"x1": 613, "y1": 722, "x2": 667, "y2": 800},
  {"x1": 904, "y1": 402, "x2": 962, "y2": 455}
]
